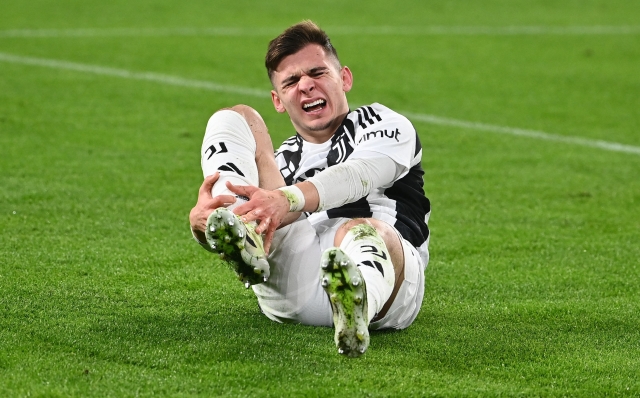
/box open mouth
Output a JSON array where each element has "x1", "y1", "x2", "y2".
[{"x1": 302, "y1": 99, "x2": 326, "y2": 113}]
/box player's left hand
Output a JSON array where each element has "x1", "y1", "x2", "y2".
[{"x1": 227, "y1": 182, "x2": 289, "y2": 253}]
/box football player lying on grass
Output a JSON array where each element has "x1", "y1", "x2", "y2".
[{"x1": 189, "y1": 20, "x2": 431, "y2": 357}]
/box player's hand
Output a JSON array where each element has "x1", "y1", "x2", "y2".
[
  {"x1": 189, "y1": 173, "x2": 236, "y2": 240},
  {"x1": 227, "y1": 182, "x2": 289, "y2": 254}
]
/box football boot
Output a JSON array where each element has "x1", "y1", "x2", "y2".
[
  {"x1": 320, "y1": 248, "x2": 369, "y2": 358},
  {"x1": 205, "y1": 208, "x2": 269, "y2": 288}
]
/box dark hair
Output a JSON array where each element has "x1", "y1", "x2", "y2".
[{"x1": 265, "y1": 20, "x2": 340, "y2": 82}]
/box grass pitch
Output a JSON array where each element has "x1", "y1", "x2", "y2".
[{"x1": 1, "y1": 0, "x2": 639, "y2": 396}]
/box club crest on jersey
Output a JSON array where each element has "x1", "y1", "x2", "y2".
[{"x1": 357, "y1": 128, "x2": 401, "y2": 144}]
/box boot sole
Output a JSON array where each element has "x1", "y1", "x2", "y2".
[
  {"x1": 320, "y1": 248, "x2": 370, "y2": 357},
  {"x1": 205, "y1": 208, "x2": 269, "y2": 287}
]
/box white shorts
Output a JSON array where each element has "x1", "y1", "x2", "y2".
[{"x1": 252, "y1": 217, "x2": 427, "y2": 330}]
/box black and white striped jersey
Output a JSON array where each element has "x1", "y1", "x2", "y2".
[{"x1": 275, "y1": 103, "x2": 431, "y2": 253}]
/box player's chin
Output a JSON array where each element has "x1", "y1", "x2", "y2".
[{"x1": 304, "y1": 118, "x2": 335, "y2": 132}]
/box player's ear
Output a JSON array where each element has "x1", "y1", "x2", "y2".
[
  {"x1": 271, "y1": 90, "x2": 286, "y2": 113},
  {"x1": 341, "y1": 66, "x2": 353, "y2": 92}
]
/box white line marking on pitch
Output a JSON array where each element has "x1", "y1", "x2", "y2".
[
  {"x1": 1, "y1": 25, "x2": 639, "y2": 38},
  {"x1": 1, "y1": 51, "x2": 639, "y2": 156},
  {"x1": 403, "y1": 112, "x2": 640, "y2": 155},
  {"x1": 0, "y1": 52, "x2": 264, "y2": 97}
]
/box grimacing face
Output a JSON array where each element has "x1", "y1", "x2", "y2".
[{"x1": 270, "y1": 44, "x2": 353, "y2": 143}]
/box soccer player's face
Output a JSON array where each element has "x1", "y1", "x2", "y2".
[{"x1": 271, "y1": 44, "x2": 353, "y2": 143}]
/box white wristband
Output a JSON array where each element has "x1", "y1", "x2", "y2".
[{"x1": 277, "y1": 185, "x2": 306, "y2": 212}]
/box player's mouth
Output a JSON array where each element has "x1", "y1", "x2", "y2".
[{"x1": 302, "y1": 99, "x2": 326, "y2": 113}]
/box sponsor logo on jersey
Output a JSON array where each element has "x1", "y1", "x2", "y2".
[{"x1": 357, "y1": 128, "x2": 402, "y2": 144}]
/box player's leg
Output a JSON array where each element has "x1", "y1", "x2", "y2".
[
  {"x1": 199, "y1": 105, "x2": 285, "y2": 287},
  {"x1": 320, "y1": 218, "x2": 403, "y2": 357},
  {"x1": 202, "y1": 104, "x2": 284, "y2": 196},
  {"x1": 251, "y1": 218, "x2": 333, "y2": 327},
  {"x1": 368, "y1": 236, "x2": 426, "y2": 331},
  {"x1": 334, "y1": 218, "x2": 404, "y2": 318}
]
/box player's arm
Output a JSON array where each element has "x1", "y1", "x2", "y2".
[
  {"x1": 304, "y1": 106, "x2": 416, "y2": 211},
  {"x1": 228, "y1": 152, "x2": 398, "y2": 252},
  {"x1": 231, "y1": 151, "x2": 396, "y2": 217},
  {"x1": 231, "y1": 107, "x2": 416, "y2": 250},
  {"x1": 225, "y1": 180, "x2": 317, "y2": 253},
  {"x1": 305, "y1": 153, "x2": 398, "y2": 211},
  {"x1": 229, "y1": 152, "x2": 397, "y2": 222}
]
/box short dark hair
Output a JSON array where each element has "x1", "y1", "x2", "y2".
[{"x1": 265, "y1": 20, "x2": 340, "y2": 83}]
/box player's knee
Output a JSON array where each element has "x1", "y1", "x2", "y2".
[
  {"x1": 341, "y1": 218, "x2": 369, "y2": 228},
  {"x1": 213, "y1": 104, "x2": 265, "y2": 133},
  {"x1": 224, "y1": 104, "x2": 273, "y2": 149},
  {"x1": 365, "y1": 219, "x2": 397, "y2": 245},
  {"x1": 334, "y1": 218, "x2": 373, "y2": 246},
  {"x1": 228, "y1": 103, "x2": 255, "y2": 116},
  {"x1": 228, "y1": 104, "x2": 266, "y2": 128},
  {"x1": 334, "y1": 218, "x2": 400, "y2": 258}
]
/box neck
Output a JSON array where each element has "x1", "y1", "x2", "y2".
[{"x1": 296, "y1": 110, "x2": 349, "y2": 144}]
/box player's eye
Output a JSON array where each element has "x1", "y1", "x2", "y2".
[{"x1": 282, "y1": 78, "x2": 298, "y2": 88}]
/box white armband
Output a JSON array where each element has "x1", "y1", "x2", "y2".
[{"x1": 278, "y1": 185, "x2": 306, "y2": 212}]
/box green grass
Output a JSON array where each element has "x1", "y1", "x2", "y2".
[{"x1": 1, "y1": 0, "x2": 640, "y2": 396}]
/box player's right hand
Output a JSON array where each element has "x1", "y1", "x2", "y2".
[{"x1": 189, "y1": 173, "x2": 237, "y2": 242}]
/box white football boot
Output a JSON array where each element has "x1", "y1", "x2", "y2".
[
  {"x1": 320, "y1": 248, "x2": 370, "y2": 358},
  {"x1": 205, "y1": 208, "x2": 270, "y2": 288}
]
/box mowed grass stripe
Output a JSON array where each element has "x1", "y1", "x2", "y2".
[
  {"x1": 1, "y1": 25, "x2": 640, "y2": 38},
  {"x1": 2, "y1": 51, "x2": 639, "y2": 157}
]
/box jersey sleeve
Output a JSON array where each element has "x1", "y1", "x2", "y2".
[{"x1": 347, "y1": 103, "x2": 418, "y2": 177}]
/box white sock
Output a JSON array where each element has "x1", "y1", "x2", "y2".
[
  {"x1": 201, "y1": 110, "x2": 260, "y2": 210},
  {"x1": 339, "y1": 224, "x2": 395, "y2": 322}
]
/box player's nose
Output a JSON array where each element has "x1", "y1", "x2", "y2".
[{"x1": 298, "y1": 75, "x2": 315, "y2": 93}]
